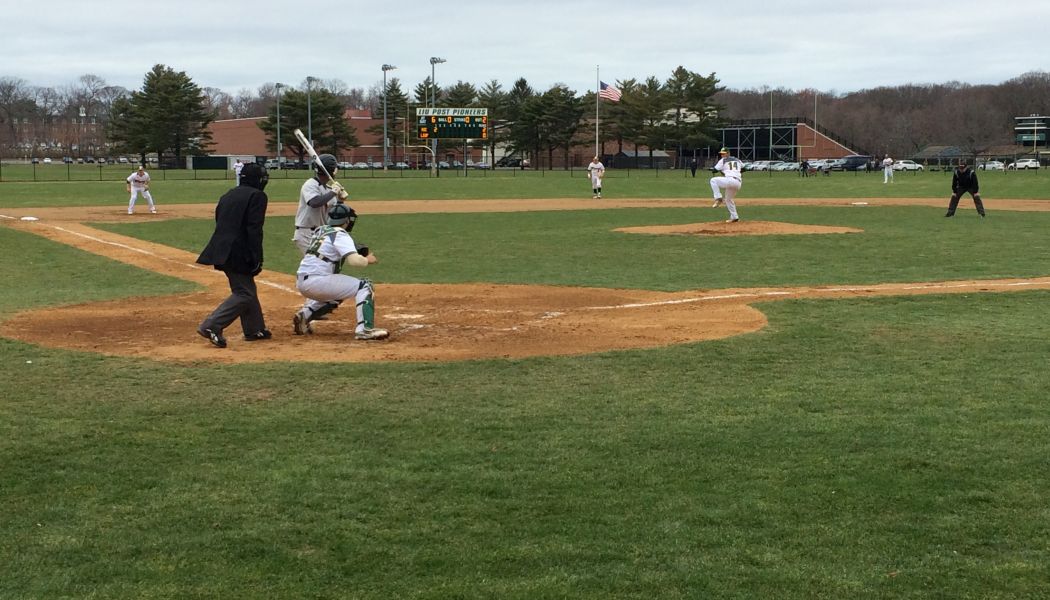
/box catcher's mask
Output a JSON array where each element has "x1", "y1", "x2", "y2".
[
  {"x1": 327, "y1": 203, "x2": 357, "y2": 231},
  {"x1": 315, "y1": 153, "x2": 338, "y2": 177},
  {"x1": 240, "y1": 163, "x2": 269, "y2": 191}
]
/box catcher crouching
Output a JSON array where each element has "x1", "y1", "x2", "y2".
[{"x1": 292, "y1": 204, "x2": 388, "y2": 340}]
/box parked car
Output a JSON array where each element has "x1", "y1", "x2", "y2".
[
  {"x1": 749, "y1": 160, "x2": 771, "y2": 171},
  {"x1": 473, "y1": 161, "x2": 491, "y2": 169},
  {"x1": 495, "y1": 156, "x2": 522, "y2": 168},
  {"x1": 394, "y1": 161, "x2": 409, "y2": 169},
  {"x1": 840, "y1": 154, "x2": 872, "y2": 171},
  {"x1": 352, "y1": 162, "x2": 369, "y2": 170},
  {"x1": 1008, "y1": 158, "x2": 1040, "y2": 170},
  {"x1": 978, "y1": 160, "x2": 1005, "y2": 171},
  {"x1": 62, "y1": 157, "x2": 73, "y2": 164},
  {"x1": 438, "y1": 160, "x2": 451, "y2": 169},
  {"x1": 773, "y1": 161, "x2": 800, "y2": 171},
  {"x1": 118, "y1": 157, "x2": 129, "y2": 164},
  {"x1": 892, "y1": 159, "x2": 924, "y2": 171},
  {"x1": 43, "y1": 157, "x2": 53, "y2": 164},
  {"x1": 336, "y1": 161, "x2": 353, "y2": 170}
]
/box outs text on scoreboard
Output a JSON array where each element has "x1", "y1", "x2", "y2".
[{"x1": 416, "y1": 107, "x2": 489, "y2": 140}]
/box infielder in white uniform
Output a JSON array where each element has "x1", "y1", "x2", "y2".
[
  {"x1": 233, "y1": 159, "x2": 244, "y2": 185},
  {"x1": 587, "y1": 156, "x2": 605, "y2": 198},
  {"x1": 882, "y1": 155, "x2": 894, "y2": 183},
  {"x1": 709, "y1": 147, "x2": 742, "y2": 222},
  {"x1": 126, "y1": 166, "x2": 156, "y2": 214},
  {"x1": 293, "y1": 204, "x2": 388, "y2": 340}
]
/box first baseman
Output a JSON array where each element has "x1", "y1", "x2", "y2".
[
  {"x1": 126, "y1": 165, "x2": 156, "y2": 214},
  {"x1": 709, "y1": 148, "x2": 742, "y2": 222}
]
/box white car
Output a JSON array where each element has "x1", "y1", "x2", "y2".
[
  {"x1": 978, "y1": 160, "x2": 1005, "y2": 171},
  {"x1": 1008, "y1": 159, "x2": 1040, "y2": 170},
  {"x1": 749, "y1": 161, "x2": 771, "y2": 171},
  {"x1": 352, "y1": 162, "x2": 369, "y2": 170},
  {"x1": 42, "y1": 157, "x2": 52, "y2": 164},
  {"x1": 892, "y1": 159, "x2": 924, "y2": 171}
]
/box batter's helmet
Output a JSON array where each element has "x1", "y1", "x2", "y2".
[
  {"x1": 315, "y1": 153, "x2": 338, "y2": 177},
  {"x1": 327, "y1": 203, "x2": 357, "y2": 231}
]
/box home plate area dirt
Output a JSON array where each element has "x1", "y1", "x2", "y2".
[{"x1": 3, "y1": 198, "x2": 1050, "y2": 363}]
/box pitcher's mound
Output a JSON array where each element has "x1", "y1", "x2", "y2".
[{"x1": 615, "y1": 220, "x2": 862, "y2": 236}]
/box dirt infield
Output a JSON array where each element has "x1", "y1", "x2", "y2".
[{"x1": 2, "y1": 198, "x2": 1050, "y2": 363}]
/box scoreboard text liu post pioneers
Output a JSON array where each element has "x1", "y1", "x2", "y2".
[{"x1": 417, "y1": 108, "x2": 488, "y2": 139}]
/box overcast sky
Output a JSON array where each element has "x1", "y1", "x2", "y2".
[{"x1": 5, "y1": 0, "x2": 1048, "y2": 98}]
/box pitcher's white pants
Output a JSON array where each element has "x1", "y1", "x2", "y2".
[{"x1": 710, "y1": 176, "x2": 741, "y2": 220}]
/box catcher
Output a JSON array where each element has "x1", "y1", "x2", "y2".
[
  {"x1": 944, "y1": 159, "x2": 986, "y2": 218},
  {"x1": 292, "y1": 203, "x2": 388, "y2": 340},
  {"x1": 126, "y1": 165, "x2": 156, "y2": 214}
]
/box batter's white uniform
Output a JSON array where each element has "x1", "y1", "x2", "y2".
[
  {"x1": 126, "y1": 169, "x2": 155, "y2": 214},
  {"x1": 587, "y1": 159, "x2": 605, "y2": 198},
  {"x1": 296, "y1": 226, "x2": 375, "y2": 336},
  {"x1": 710, "y1": 156, "x2": 743, "y2": 221},
  {"x1": 882, "y1": 157, "x2": 894, "y2": 183},
  {"x1": 293, "y1": 177, "x2": 339, "y2": 255}
]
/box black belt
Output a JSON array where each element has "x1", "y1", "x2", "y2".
[{"x1": 296, "y1": 226, "x2": 317, "y2": 230}]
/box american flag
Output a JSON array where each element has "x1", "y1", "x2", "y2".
[{"x1": 598, "y1": 81, "x2": 622, "y2": 102}]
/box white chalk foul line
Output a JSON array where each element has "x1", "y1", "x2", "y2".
[
  {"x1": 585, "y1": 291, "x2": 793, "y2": 311},
  {"x1": 0, "y1": 214, "x2": 15, "y2": 220},
  {"x1": 49, "y1": 225, "x2": 298, "y2": 294}
]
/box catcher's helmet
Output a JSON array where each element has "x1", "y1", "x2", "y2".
[
  {"x1": 327, "y1": 203, "x2": 357, "y2": 231},
  {"x1": 240, "y1": 162, "x2": 269, "y2": 191},
  {"x1": 315, "y1": 153, "x2": 338, "y2": 177}
]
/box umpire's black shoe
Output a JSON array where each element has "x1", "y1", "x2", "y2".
[
  {"x1": 243, "y1": 329, "x2": 273, "y2": 342},
  {"x1": 198, "y1": 327, "x2": 227, "y2": 348},
  {"x1": 944, "y1": 213, "x2": 954, "y2": 217}
]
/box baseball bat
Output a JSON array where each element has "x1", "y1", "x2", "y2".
[{"x1": 293, "y1": 128, "x2": 334, "y2": 180}]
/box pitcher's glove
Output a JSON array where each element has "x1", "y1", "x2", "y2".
[{"x1": 355, "y1": 244, "x2": 369, "y2": 257}]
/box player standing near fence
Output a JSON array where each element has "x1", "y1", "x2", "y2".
[{"x1": 587, "y1": 156, "x2": 605, "y2": 199}]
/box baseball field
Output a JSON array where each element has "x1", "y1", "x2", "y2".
[{"x1": 2, "y1": 169, "x2": 1050, "y2": 598}]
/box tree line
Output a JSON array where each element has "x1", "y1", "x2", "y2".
[{"x1": 2, "y1": 66, "x2": 1049, "y2": 165}]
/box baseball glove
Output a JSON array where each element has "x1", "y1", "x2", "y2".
[{"x1": 355, "y1": 244, "x2": 369, "y2": 257}]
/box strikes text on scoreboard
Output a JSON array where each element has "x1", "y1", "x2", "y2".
[{"x1": 416, "y1": 107, "x2": 489, "y2": 139}]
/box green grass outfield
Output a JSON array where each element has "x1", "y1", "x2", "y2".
[
  {"x1": 1, "y1": 166, "x2": 1049, "y2": 207},
  {"x1": 2, "y1": 178, "x2": 1050, "y2": 598}
]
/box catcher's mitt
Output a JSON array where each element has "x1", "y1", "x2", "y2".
[{"x1": 355, "y1": 244, "x2": 369, "y2": 257}]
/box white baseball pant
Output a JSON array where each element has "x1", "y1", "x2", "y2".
[
  {"x1": 128, "y1": 188, "x2": 155, "y2": 213},
  {"x1": 709, "y1": 176, "x2": 741, "y2": 220},
  {"x1": 297, "y1": 273, "x2": 373, "y2": 333}
]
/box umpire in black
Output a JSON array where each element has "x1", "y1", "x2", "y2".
[
  {"x1": 945, "y1": 159, "x2": 986, "y2": 218},
  {"x1": 196, "y1": 162, "x2": 271, "y2": 348}
]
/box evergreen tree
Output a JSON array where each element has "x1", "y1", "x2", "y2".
[
  {"x1": 106, "y1": 64, "x2": 215, "y2": 166},
  {"x1": 258, "y1": 88, "x2": 357, "y2": 163}
]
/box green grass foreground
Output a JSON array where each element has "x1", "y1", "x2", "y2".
[
  {"x1": 1, "y1": 167, "x2": 1049, "y2": 207},
  {"x1": 2, "y1": 201, "x2": 1050, "y2": 598}
]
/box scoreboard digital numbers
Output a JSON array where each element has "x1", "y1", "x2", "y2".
[{"x1": 417, "y1": 107, "x2": 488, "y2": 140}]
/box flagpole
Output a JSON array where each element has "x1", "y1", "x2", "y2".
[{"x1": 595, "y1": 65, "x2": 600, "y2": 157}]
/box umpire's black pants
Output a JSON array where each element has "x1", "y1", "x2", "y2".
[{"x1": 200, "y1": 270, "x2": 266, "y2": 335}]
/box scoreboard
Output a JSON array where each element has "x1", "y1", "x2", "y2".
[{"x1": 417, "y1": 107, "x2": 488, "y2": 140}]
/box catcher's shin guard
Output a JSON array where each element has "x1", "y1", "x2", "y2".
[{"x1": 355, "y1": 279, "x2": 376, "y2": 330}]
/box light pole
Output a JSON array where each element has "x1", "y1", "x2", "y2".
[
  {"x1": 275, "y1": 83, "x2": 284, "y2": 169},
  {"x1": 306, "y1": 76, "x2": 317, "y2": 145},
  {"x1": 429, "y1": 57, "x2": 445, "y2": 174},
  {"x1": 382, "y1": 64, "x2": 397, "y2": 170}
]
